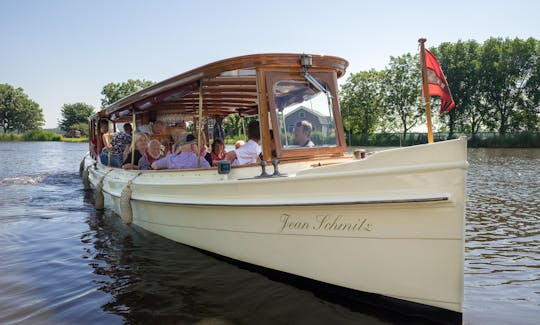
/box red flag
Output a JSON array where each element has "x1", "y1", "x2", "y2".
[{"x1": 424, "y1": 49, "x2": 455, "y2": 113}]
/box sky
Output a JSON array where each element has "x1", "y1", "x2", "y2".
[{"x1": 1, "y1": 0, "x2": 539, "y2": 128}]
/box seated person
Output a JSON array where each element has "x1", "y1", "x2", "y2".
[
  {"x1": 99, "y1": 120, "x2": 119, "y2": 167},
  {"x1": 210, "y1": 138, "x2": 227, "y2": 166},
  {"x1": 169, "y1": 125, "x2": 187, "y2": 152},
  {"x1": 199, "y1": 132, "x2": 213, "y2": 167},
  {"x1": 138, "y1": 120, "x2": 171, "y2": 148},
  {"x1": 122, "y1": 133, "x2": 149, "y2": 170},
  {"x1": 293, "y1": 120, "x2": 315, "y2": 147},
  {"x1": 234, "y1": 140, "x2": 245, "y2": 149},
  {"x1": 111, "y1": 123, "x2": 133, "y2": 165},
  {"x1": 151, "y1": 134, "x2": 210, "y2": 170},
  {"x1": 138, "y1": 139, "x2": 163, "y2": 170},
  {"x1": 226, "y1": 121, "x2": 261, "y2": 166}
]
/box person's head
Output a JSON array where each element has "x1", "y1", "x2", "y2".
[
  {"x1": 234, "y1": 140, "x2": 245, "y2": 149},
  {"x1": 134, "y1": 133, "x2": 149, "y2": 153},
  {"x1": 147, "y1": 139, "x2": 162, "y2": 159},
  {"x1": 99, "y1": 120, "x2": 109, "y2": 133},
  {"x1": 212, "y1": 138, "x2": 225, "y2": 154},
  {"x1": 152, "y1": 120, "x2": 165, "y2": 134},
  {"x1": 247, "y1": 121, "x2": 260, "y2": 141},
  {"x1": 181, "y1": 134, "x2": 198, "y2": 153},
  {"x1": 294, "y1": 120, "x2": 312, "y2": 145},
  {"x1": 123, "y1": 123, "x2": 133, "y2": 134}
]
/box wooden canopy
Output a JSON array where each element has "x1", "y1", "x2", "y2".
[{"x1": 93, "y1": 53, "x2": 348, "y2": 120}]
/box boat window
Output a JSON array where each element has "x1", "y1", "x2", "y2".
[{"x1": 273, "y1": 79, "x2": 337, "y2": 149}]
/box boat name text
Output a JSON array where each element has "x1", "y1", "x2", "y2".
[{"x1": 280, "y1": 214, "x2": 373, "y2": 233}]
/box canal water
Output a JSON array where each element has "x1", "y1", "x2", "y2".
[{"x1": 0, "y1": 142, "x2": 538, "y2": 324}]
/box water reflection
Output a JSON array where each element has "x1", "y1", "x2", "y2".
[{"x1": 83, "y1": 207, "x2": 396, "y2": 324}]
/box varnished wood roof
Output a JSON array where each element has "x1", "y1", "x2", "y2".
[{"x1": 93, "y1": 53, "x2": 348, "y2": 120}]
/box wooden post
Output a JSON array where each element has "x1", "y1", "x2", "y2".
[
  {"x1": 197, "y1": 81, "x2": 203, "y2": 167},
  {"x1": 131, "y1": 109, "x2": 136, "y2": 167},
  {"x1": 257, "y1": 68, "x2": 271, "y2": 161},
  {"x1": 107, "y1": 120, "x2": 112, "y2": 166},
  {"x1": 419, "y1": 38, "x2": 434, "y2": 144}
]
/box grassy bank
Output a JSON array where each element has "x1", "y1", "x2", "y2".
[
  {"x1": 0, "y1": 130, "x2": 62, "y2": 141},
  {"x1": 61, "y1": 136, "x2": 89, "y2": 142}
]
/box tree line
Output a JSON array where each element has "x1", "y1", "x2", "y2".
[
  {"x1": 339, "y1": 37, "x2": 540, "y2": 140},
  {"x1": 2, "y1": 38, "x2": 538, "y2": 144},
  {"x1": 0, "y1": 79, "x2": 153, "y2": 136}
]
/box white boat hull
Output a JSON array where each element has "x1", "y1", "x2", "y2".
[{"x1": 84, "y1": 138, "x2": 467, "y2": 313}]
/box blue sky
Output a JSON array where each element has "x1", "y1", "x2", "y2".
[{"x1": 1, "y1": 0, "x2": 539, "y2": 128}]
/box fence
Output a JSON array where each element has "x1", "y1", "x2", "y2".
[{"x1": 347, "y1": 132, "x2": 540, "y2": 148}]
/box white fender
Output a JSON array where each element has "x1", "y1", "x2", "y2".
[
  {"x1": 82, "y1": 166, "x2": 91, "y2": 190},
  {"x1": 120, "y1": 181, "x2": 133, "y2": 224},
  {"x1": 94, "y1": 177, "x2": 105, "y2": 209}
]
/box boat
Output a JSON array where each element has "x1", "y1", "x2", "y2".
[{"x1": 81, "y1": 53, "x2": 466, "y2": 318}]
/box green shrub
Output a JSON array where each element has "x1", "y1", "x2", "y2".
[
  {"x1": 22, "y1": 130, "x2": 62, "y2": 141},
  {"x1": 0, "y1": 133, "x2": 23, "y2": 141}
]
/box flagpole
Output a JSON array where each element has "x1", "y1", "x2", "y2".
[{"x1": 419, "y1": 38, "x2": 434, "y2": 144}]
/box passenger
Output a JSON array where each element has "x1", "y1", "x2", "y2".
[
  {"x1": 138, "y1": 120, "x2": 171, "y2": 148},
  {"x1": 122, "y1": 133, "x2": 149, "y2": 170},
  {"x1": 99, "y1": 120, "x2": 121, "y2": 167},
  {"x1": 234, "y1": 140, "x2": 245, "y2": 149},
  {"x1": 199, "y1": 132, "x2": 213, "y2": 167},
  {"x1": 293, "y1": 120, "x2": 314, "y2": 147},
  {"x1": 171, "y1": 132, "x2": 184, "y2": 155},
  {"x1": 151, "y1": 134, "x2": 211, "y2": 170},
  {"x1": 107, "y1": 123, "x2": 132, "y2": 167},
  {"x1": 210, "y1": 138, "x2": 227, "y2": 166},
  {"x1": 169, "y1": 122, "x2": 187, "y2": 153},
  {"x1": 269, "y1": 129, "x2": 277, "y2": 157},
  {"x1": 226, "y1": 121, "x2": 261, "y2": 166},
  {"x1": 138, "y1": 139, "x2": 163, "y2": 170},
  {"x1": 202, "y1": 144, "x2": 213, "y2": 167},
  {"x1": 155, "y1": 121, "x2": 171, "y2": 147}
]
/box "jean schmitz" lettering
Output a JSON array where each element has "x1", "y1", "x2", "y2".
[{"x1": 280, "y1": 214, "x2": 373, "y2": 233}]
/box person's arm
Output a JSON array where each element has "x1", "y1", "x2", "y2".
[
  {"x1": 225, "y1": 150, "x2": 237, "y2": 163},
  {"x1": 123, "y1": 145, "x2": 131, "y2": 161},
  {"x1": 151, "y1": 156, "x2": 169, "y2": 170},
  {"x1": 199, "y1": 156, "x2": 211, "y2": 168},
  {"x1": 102, "y1": 133, "x2": 111, "y2": 149}
]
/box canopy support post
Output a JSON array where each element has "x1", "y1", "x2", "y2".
[{"x1": 197, "y1": 81, "x2": 204, "y2": 167}]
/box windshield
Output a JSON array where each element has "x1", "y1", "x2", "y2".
[{"x1": 273, "y1": 79, "x2": 337, "y2": 149}]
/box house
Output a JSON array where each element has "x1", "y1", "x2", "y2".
[{"x1": 284, "y1": 106, "x2": 332, "y2": 135}]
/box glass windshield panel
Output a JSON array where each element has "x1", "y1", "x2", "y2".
[{"x1": 273, "y1": 80, "x2": 336, "y2": 149}]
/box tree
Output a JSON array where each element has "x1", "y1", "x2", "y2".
[
  {"x1": 381, "y1": 54, "x2": 424, "y2": 138},
  {"x1": 512, "y1": 38, "x2": 540, "y2": 133},
  {"x1": 58, "y1": 102, "x2": 95, "y2": 132},
  {"x1": 340, "y1": 70, "x2": 384, "y2": 137},
  {"x1": 433, "y1": 40, "x2": 485, "y2": 138},
  {"x1": 223, "y1": 114, "x2": 244, "y2": 138},
  {"x1": 0, "y1": 84, "x2": 44, "y2": 133},
  {"x1": 101, "y1": 79, "x2": 154, "y2": 108},
  {"x1": 69, "y1": 122, "x2": 90, "y2": 137},
  {"x1": 479, "y1": 37, "x2": 539, "y2": 135}
]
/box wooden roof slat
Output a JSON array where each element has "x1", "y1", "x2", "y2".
[{"x1": 94, "y1": 53, "x2": 348, "y2": 119}]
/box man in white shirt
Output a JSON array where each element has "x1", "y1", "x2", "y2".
[{"x1": 226, "y1": 121, "x2": 261, "y2": 166}]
